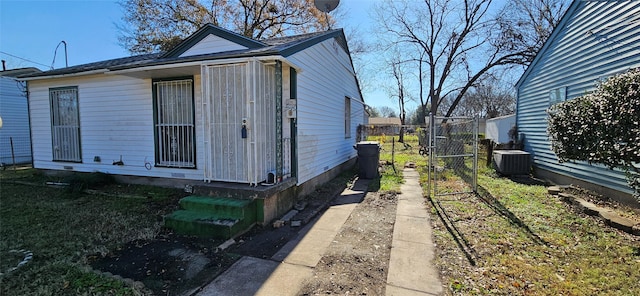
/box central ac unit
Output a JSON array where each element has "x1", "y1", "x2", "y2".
[{"x1": 493, "y1": 150, "x2": 531, "y2": 175}]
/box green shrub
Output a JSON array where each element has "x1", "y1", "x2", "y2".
[{"x1": 548, "y1": 68, "x2": 640, "y2": 199}]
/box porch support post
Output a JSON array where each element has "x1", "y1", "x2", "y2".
[{"x1": 275, "y1": 60, "x2": 283, "y2": 179}]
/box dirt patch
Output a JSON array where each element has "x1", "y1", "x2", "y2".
[
  {"x1": 89, "y1": 232, "x2": 238, "y2": 295},
  {"x1": 89, "y1": 173, "x2": 356, "y2": 295},
  {"x1": 298, "y1": 191, "x2": 398, "y2": 295}
]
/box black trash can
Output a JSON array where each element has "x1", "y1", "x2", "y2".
[{"x1": 355, "y1": 141, "x2": 380, "y2": 179}]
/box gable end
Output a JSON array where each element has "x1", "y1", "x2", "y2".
[
  {"x1": 163, "y1": 24, "x2": 266, "y2": 58},
  {"x1": 279, "y1": 30, "x2": 349, "y2": 57}
]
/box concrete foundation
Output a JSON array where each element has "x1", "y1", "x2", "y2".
[
  {"x1": 39, "y1": 158, "x2": 358, "y2": 225},
  {"x1": 259, "y1": 158, "x2": 357, "y2": 225}
]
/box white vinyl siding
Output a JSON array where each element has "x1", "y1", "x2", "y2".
[
  {"x1": 28, "y1": 74, "x2": 206, "y2": 180},
  {"x1": 153, "y1": 78, "x2": 195, "y2": 168},
  {"x1": 50, "y1": 87, "x2": 81, "y2": 162},
  {"x1": 288, "y1": 38, "x2": 365, "y2": 185},
  {"x1": 179, "y1": 34, "x2": 248, "y2": 57},
  {"x1": 516, "y1": 0, "x2": 640, "y2": 194},
  {"x1": 0, "y1": 76, "x2": 32, "y2": 164},
  {"x1": 25, "y1": 34, "x2": 365, "y2": 186}
]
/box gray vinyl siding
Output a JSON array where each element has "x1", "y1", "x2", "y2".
[
  {"x1": 0, "y1": 76, "x2": 32, "y2": 164},
  {"x1": 289, "y1": 38, "x2": 365, "y2": 185},
  {"x1": 28, "y1": 74, "x2": 207, "y2": 180},
  {"x1": 516, "y1": 0, "x2": 640, "y2": 194}
]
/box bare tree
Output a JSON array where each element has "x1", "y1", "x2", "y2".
[
  {"x1": 444, "y1": 75, "x2": 515, "y2": 118},
  {"x1": 118, "y1": 0, "x2": 334, "y2": 54},
  {"x1": 366, "y1": 105, "x2": 381, "y2": 117},
  {"x1": 375, "y1": 0, "x2": 568, "y2": 118},
  {"x1": 378, "y1": 106, "x2": 397, "y2": 118},
  {"x1": 388, "y1": 57, "x2": 409, "y2": 142},
  {"x1": 496, "y1": 0, "x2": 567, "y2": 60}
]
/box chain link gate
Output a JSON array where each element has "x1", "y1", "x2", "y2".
[{"x1": 426, "y1": 114, "x2": 479, "y2": 196}]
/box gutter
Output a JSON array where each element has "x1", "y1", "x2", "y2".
[
  {"x1": 104, "y1": 61, "x2": 204, "y2": 76},
  {"x1": 17, "y1": 69, "x2": 107, "y2": 81},
  {"x1": 20, "y1": 55, "x2": 303, "y2": 80},
  {"x1": 198, "y1": 55, "x2": 302, "y2": 72}
]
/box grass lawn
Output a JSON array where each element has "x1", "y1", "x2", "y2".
[
  {"x1": 375, "y1": 134, "x2": 640, "y2": 295},
  {"x1": 0, "y1": 168, "x2": 183, "y2": 295},
  {"x1": 370, "y1": 133, "x2": 426, "y2": 192}
]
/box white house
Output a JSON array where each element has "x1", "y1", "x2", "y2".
[
  {"x1": 0, "y1": 68, "x2": 40, "y2": 165},
  {"x1": 20, "y1": 24, "x2": 366, "y2": 224},
  {"x1": 485, "y1": 114, "x2": 515, "y2": 144},
  {"x1": 515, "y1": 0, "x2": 640, "y2": 205}
]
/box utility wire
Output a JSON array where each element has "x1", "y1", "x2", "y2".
[{"x1": 0, "y1": 50, "x2": 51, "y2": 69}]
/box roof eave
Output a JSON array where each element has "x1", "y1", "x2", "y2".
[
  {"x1": 279, "y1": 29, "x2": 347, "y2": 57},
  {"x1": 18, "y1": 69, "x2": 108, "y2": 81},
  {"x1": 104, "y1": 55, "x2": 304, "y2": 78}
]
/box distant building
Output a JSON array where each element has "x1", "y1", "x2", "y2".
[
  {"x1": 367, "y1": 117, "x2": 401, "y2": 135},
  {"x1": 485, "y1": 114, "x2": 515, "y2": 144}
]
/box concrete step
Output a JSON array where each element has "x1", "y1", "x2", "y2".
[
  {"x1": 179, "y1": 196, "x2": 254, "y2": 219},
  {"x1": 164, "y1": 196, "x2": 257, "y2": 238}
]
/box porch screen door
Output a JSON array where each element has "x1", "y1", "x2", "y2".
[
  {"x1": 203, "y1": 63, "x2": 248, "y2": 183},
  {"x1": 202, "y1": 61, "x2": 276, "y2": 184},
  {"x1": 50, "y1": 87, "x2": 81, "y2": 162}
]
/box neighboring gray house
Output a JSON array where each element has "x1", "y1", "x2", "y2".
[
  {"x1": 0, "y1": 68, "x2": 40, "y2": 165},
  {"x1": 516, "y1": 0, "x2": 640, "y2": 205},
  {"x1": 19, "y1": 24, "x2": 366, "y2": 224}
]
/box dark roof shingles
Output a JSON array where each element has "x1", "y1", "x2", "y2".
[{"x1": 20, "y1": 28, "x2": 344, "y2": 78}]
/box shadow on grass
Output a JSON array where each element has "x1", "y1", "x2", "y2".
[
  {"x1": 453, "y1": 162, "x2": 548, "y2": 246},
  {"x1": 427, "y1": 160, "x2": 548, "y2": 267},
  {"x1": 475, "y1": 185, "x2": 549, "y2": 246},
  {"x1": 428, "y1": 194, "x2": 478, "y2": 266},
  {"x1": 507, "y1": 175, "x2": 547, "y2": 186},
  {"x1": 368, "y1": 175, "x2": 381, "y2": 192}
]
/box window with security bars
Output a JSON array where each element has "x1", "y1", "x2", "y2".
[
  {"x1": 153, "y1": 78, "x2": 195, "y2": 168},
  {"x1": 50, "y1": 87, "x2": 81, "y2": 162}
]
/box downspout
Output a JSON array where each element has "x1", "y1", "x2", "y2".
[
  {"x1": 275, "y1": 61, "x2": 283, "y2": 181},
  {"x1": 25, "y1": 80, "x2": 35, "y2": 167}
]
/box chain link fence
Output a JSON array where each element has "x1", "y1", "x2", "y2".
[
  {"x1": 0, "y1": 135, "x2": 32, "y2": 166},
  {"x1": 427, "y1": 115, "x2": 479, "y2": 196}
]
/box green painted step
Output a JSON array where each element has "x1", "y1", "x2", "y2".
[
  {"x1": 164, "y1": 196, "x2": 257, "y2": 238},
  {"x1": 179, "y1": 196, "x2": 254, "y2": 219},
  {"x1": 164, "y1": 210, "x2": 254, "y2": 238}
]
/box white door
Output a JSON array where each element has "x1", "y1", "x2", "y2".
[
  {"x1": 50, "y1": 87, "x2": 81, "y2": 162},
  {"x1": 202, "y1": 61, "x2": 276, "y2": 184}
]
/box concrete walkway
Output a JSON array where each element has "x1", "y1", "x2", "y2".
[
  {"x1": 195, "y1": 168, "x2": 442, "y2": 295},
  {"x1": 386, "y1": 168, "x2": 443, "y2": 295}
]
